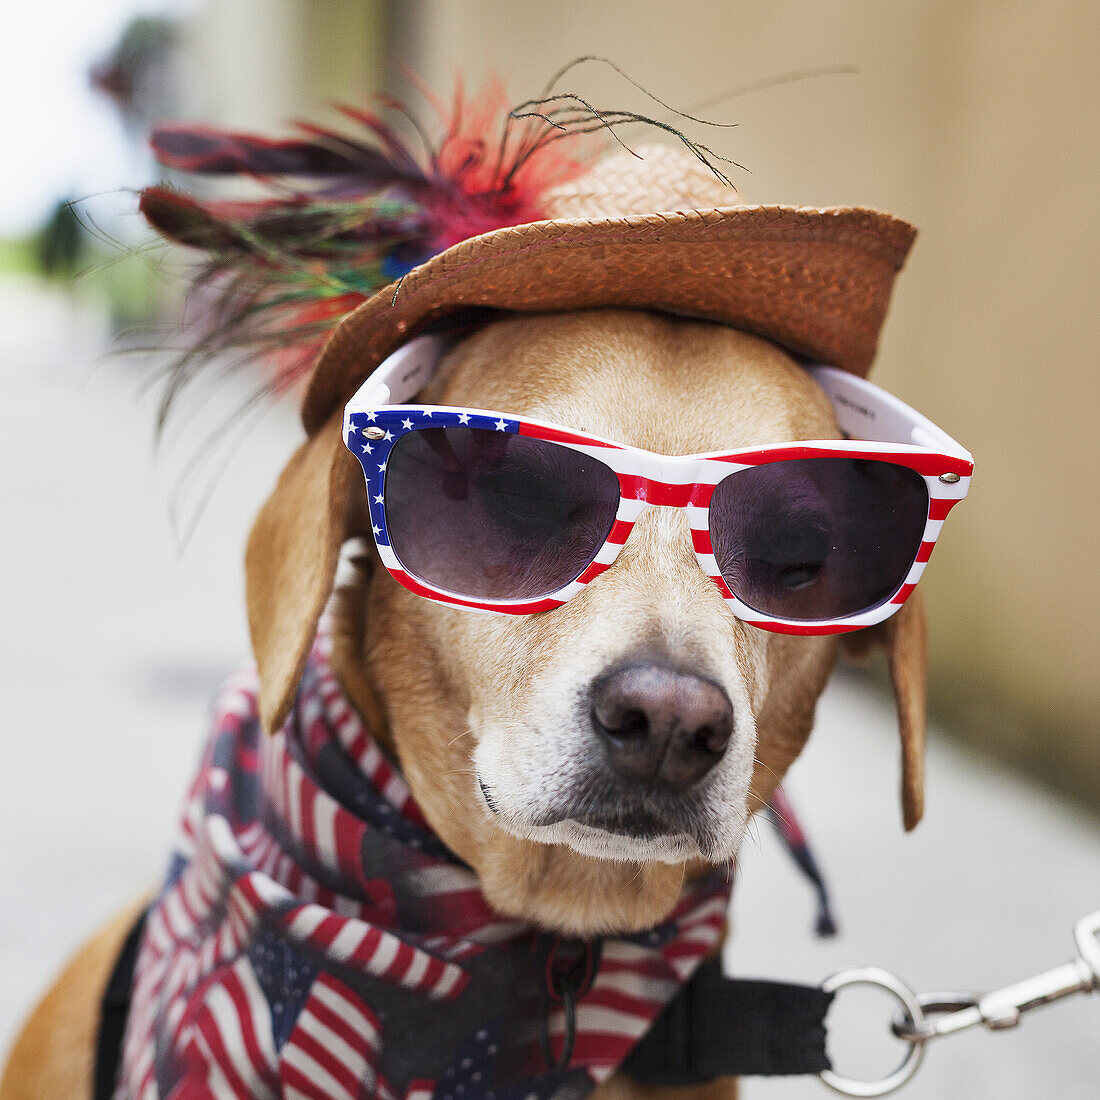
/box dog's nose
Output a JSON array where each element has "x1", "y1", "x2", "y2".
[{"x1": 590, "y1": 665, "x2": 733, "y2": 791}]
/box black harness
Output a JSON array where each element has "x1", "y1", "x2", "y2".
[{"x1": 94, "y1": 911, "x2": 832, "y2": 1099}]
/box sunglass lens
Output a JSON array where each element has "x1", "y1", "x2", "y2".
[
  {"x1": 383, "y1": 427, "x2": 620, "y2": 601},
  {"x1": 709, "y1": 458, "x2": 928, "y2": 621}
]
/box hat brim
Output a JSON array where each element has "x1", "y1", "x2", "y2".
[{"x1": 302, "y1": 204, "x2": 916, "y2": 435}]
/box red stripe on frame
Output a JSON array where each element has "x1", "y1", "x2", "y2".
[
  {"x1": 891, "y1": 583, "x2": 918, "y2": 605},
  {"x1": 928, "y1": 497, "x2": 961, "y2": 521},
  {"x1": 713, "y1": 446, "x2": 973, "y2": 478},
  {"x1": 759, "y1": 620, "x2": 865, "y2": 635},
  {"x1": 605, "y1": 519, "x2": 633, "y2": 545},
  {"x1": 518, "y1": 422, "x2": 620, "y2": 448},
  {"x1": 724, "y1": 599, "x2": 868, "y2": 634},
  {"x1": 710, "y1": 575, "x2": 735, "y2": 600},
  {"x1": 390, "y1": 570, "x2": 563, "y2": 614},
  {"x1": 573, "y1": 560, "x2": 610, "y2": 586},
  {"x1": 915, "y1": 540, "x2": 936, "y2": 563},
  {"x1": 690, "y1": 528, "x2": 713, "y2": 554},
  {"x1": 617, "y1": 475, "x2": 696, "y2": 507}
]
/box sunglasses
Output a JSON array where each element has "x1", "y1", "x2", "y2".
[{"x1": 343, "y1": 336, "x2": 972, "y2": 634}]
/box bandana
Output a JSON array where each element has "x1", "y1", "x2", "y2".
[{"x1": 115, "y1": 633, "x2": 732, "y2": 1100}]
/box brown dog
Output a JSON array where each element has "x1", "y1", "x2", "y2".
[{"x1": 1, "y1": 309, "x2": 926, "y2": 1100}]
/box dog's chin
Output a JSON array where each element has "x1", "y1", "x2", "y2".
[{"x1": 475, "y1": 766, "x2": 749, "y2": 864}]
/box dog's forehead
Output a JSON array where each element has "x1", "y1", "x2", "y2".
[{"x1": 432, "y1": 311, "x2": 838, "y2": 451}]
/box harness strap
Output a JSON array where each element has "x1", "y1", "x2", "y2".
[
  {"x1": 93, "y1": 909, "x2": 148, "y2": 1100},
  {"x1": 621, "y1": 955, "x2": 834, "y2": 1083},
  {"x1": 93, "y1": 916, "x2": 830, "y2": 1095}
]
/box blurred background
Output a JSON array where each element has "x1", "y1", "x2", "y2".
[{"x1": 1, "y1": 2, "x2": 1096, "y2": 1097}]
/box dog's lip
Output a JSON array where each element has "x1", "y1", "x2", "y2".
[
  {"x1": 547, "y1": 806, "x2": 671, "y2": 839},
  {"x1": 533, "y1": 793, "x2": 712, "y2": 846}
]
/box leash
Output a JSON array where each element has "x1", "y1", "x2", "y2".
[
  {"x1": 815, "y1": 907, "x2": 1100, "y2": 1096},
  {"x1": 547, "y1": 907, "x2": 1100, "y2": 1095}
]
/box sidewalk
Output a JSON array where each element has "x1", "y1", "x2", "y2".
[{"x1": 2, "y1": 281, "x2": 1097, "y2": 1097}]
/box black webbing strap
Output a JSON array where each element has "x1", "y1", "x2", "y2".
[
  {"x1": 91, "y1": 915, "x2": 831, "y2": 1094},
  {"x1": 620, "y1": 955, "x2": 834, "y2": 1083},
  {"x1": 93, "y1": 909, "x2": 148, "y2": 1100}
]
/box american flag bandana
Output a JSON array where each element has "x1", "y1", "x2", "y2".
[{"x1": 115, "y1": 632, "x2": 732, "y2": 1100}]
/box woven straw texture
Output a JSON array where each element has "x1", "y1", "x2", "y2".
[{"x1": 541, "y1": 143, "x2": 741, "y2": 217}]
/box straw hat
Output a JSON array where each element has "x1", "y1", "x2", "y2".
[{"x1": 244, "y1": 142, "x2": 918, "y2": 730}]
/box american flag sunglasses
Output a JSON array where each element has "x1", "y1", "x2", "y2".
[{"x1": 343, "y1": 337, "x2": 973, "y2": 634}]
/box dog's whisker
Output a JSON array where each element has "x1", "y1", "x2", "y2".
[
  {"x1": 446, "y1": 726, "x2": 475, "y2": 748},
  {"x1": 742, "y1": 815, "x2": 763, "y2": 853},
  {"x1": 746, "y1": 792, "x2": 779, "y2": 824},
  {"x1": 751, "y1": 757, "x2": 783, "y2": 786}
]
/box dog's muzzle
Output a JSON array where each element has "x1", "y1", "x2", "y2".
[{"x1": 501, "y1": 663, "x2": 737, "y2": 854}]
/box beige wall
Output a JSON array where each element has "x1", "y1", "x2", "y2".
[
  {"x1": 393, "y1": 0, "x2": 1099, "y2": 801},
  {"x1": 188, "y1": 0, "x2": 388, "y2": 130}
]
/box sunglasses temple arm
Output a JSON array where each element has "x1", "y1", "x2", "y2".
[
  {"x1": 359, "y1": 335, "x2": 454, "y2": 410},
  {"x1": 807, "y1": 365, "x2": 972, "y2": 459}
]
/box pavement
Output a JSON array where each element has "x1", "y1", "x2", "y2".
[{"x1": 1, "y1": 278, "x2": 1097, "y2": 1098}]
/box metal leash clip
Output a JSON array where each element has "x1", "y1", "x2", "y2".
[{"x1": 817, "y1": 908, "x2": 1100, "y2": 1097}]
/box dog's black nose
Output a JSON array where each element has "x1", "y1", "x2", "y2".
[{"x1": 590, "y1": 665, "x2": 733, "y2": 791}]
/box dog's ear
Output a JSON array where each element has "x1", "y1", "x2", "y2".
[
  {"x1": 245, "y1": 409, "x2": 356, "y2": 732},
  {"x1": 842, "y1": 590, "x2": 928, "y2": 831}
]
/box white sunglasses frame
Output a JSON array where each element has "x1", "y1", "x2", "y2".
[{"x1": 343, "y1": 336, "x2": 973, "y2": 634}]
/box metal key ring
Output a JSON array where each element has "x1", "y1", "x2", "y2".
[{"x1": 818, "y1": 967, "x2": 927, "y2": 1097}]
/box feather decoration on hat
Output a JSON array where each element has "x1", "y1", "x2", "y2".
[
  {"x1": 141, "y1": 71, "x2": 738, "y2": 429},
  {"x1": 141, "y1": 79, "x2": 598, "y2": 422}
]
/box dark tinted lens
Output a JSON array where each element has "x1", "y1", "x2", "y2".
[
  {"x1": 710, "y1": 458, "x2": 928, "y2": 620},
  {"x1": 384, "y1": 427, "x2": 620, "y2": 600}
]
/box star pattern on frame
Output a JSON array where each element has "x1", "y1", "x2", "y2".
[
  {"x1": 353, "y1": 408, "x2": 522, "y2": 437},
  {"x1": 350, "y1": 408, "x2": 524, "y2": 555}
]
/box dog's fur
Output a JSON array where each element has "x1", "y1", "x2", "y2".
[{"x1": 1, "y1": 311, "x2": 926, "y2": 1100}]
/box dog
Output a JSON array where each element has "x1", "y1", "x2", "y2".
[
  {"x1": 1, "y1": 109, "x2": 969, "y2": 1098},
  {"x1": 0, "y1": 308, "x2": 938, "y2": 1100}
]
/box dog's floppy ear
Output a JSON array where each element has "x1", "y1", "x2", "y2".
[
  {"x1": 245, "y1": 409, "x2": 356, "y2": 733},
  {"x1": 842, "y1": 590, "x2": 928, "y2": 831}
]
